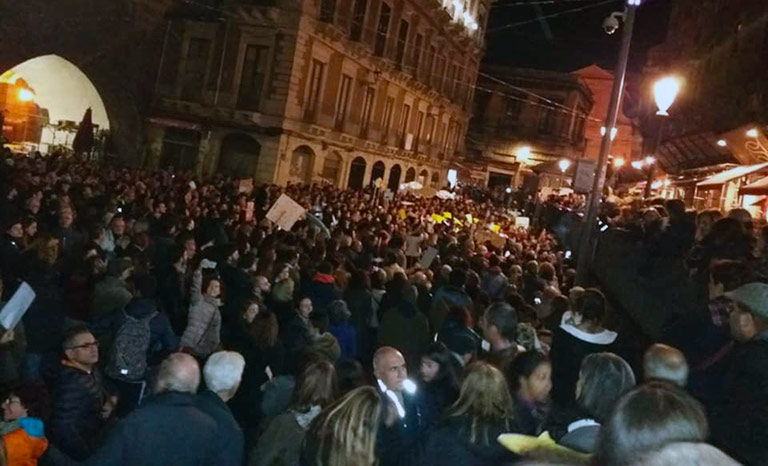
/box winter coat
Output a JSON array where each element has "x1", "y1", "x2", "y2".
[
  {"x1": 21, "y1": 258, "x2": 64, "y2": 353},
  {"x1": 1, "y1": 417, "x2": 48, "y2": 466},
  {"x1": 378, "y1": 298, "x2": 430, "y2": 374},
  {"x1": 429, "y1": 286, "x2": 473, "y2": 332},
  {"x1": 196, "y1": 390, "x2": 244, "y2": 466},
  {"x1": 416, "y1": 415, "x2": 520, "y2": 466},
  {"x1": 710, "y1": 337, "x2": 768, "y2": 466},
  {"x1": 309, "y1": 332, "x2": 341, "y2": 362},
  {"x1": 250, "y1": 406, "x2": 322, "y2": 466},
  {"x1": 329, "y1": 321, "x2": 357, "y2": 359},
  {"x1": 92, "y1": 298, "x2": 179, "y2": 368},
  {"x1": 558, "y1": 419, "x2": 600, "y2": 454},
  {"x1": 549, "y1": 314, "x2": 618, "y2": 407},
  {"x1": 300, "y1": 274, "x2": 340, "y2": 312},
  {"x1": 91, "y1": 276, "x2": 133, "y2": 320},
  {"x1": 377, "y1": 388, "x2": 429, "y2": 466},
  {"x1": 0, "y1": 233, "x2": 22, "y2": 296},
  {"x1": 83, "y1": 391, "x2": 222, "y2": 466},
  {"x1": 49, "y1": 364, "x2": 108, "y2": 460},
  {"x1": 180, "y1": 269, "x2": 222, "y2": 358}
]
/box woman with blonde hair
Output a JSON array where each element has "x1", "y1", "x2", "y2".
[
  {"x1": 420, "y1": 361, "x2": 520, "y2": 465},
  {"x1": 300, "y1": 386, "x2": 382, "y2": 466}
]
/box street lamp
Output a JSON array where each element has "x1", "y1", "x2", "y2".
[
  {"x1": 601, "y1": 126, "x2": 618, "y2": 141},
  {"x1": 644, "y1": 76, "x2": 680, "y2": 198},
  {"x1": 613, "y1": 157, "x2": 625, "y2": 168},
  {"x1": 513, "y1": 145, "x2": 532, "y2": 189},
  {"x1": 653, "y1": 77, "x2": 681, "y2": 116},
  {"x1": 717, "y1": 139, "x2": 727, "y2": 147},
  {"x1": 747, "y1": 128, "x2": 759, "y2": 138},
  {"x1": 631, "y1": 160, "x2": 644, "y2": 169},
  {"x1": 576, "y1": 0, "x2": 642, "y2": 284},
  {"x1": 18, "y1": 88, "x2": 35, "y2": 102},
  {"x1": 645, "y1": 156, "x2": 656, "y2": 165}
]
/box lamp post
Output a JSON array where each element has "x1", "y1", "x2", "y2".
[
  {"x1": 576, "y1": 0, "x2": 642, "y2": 285},
  {"x1": 644, "y1": 77, "x2": 680, "y2": 198}
]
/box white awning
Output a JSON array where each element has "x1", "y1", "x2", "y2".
[{"x1": 696, "y1": 162, "x2": 768, "y2": 188}]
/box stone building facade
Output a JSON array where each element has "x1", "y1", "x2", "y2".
[
  {"x1": 466, "y1": 66, "x2": 594, "y2": 188},
  {"x1": 145, "y1": 0, "x2": 488, "y2": 188}
]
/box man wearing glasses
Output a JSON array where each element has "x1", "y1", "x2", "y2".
[{"x1": 49, "y1": 325, "x2": 115, "y2": 461}]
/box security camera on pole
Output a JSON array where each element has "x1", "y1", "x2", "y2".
[{"x1": 575, "y1": 0, "x2": 642, "y2": 285}]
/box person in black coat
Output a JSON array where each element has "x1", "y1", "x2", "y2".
[
  {"x1": 417, "y1": 361, "x2": 520, "y2": 466},
  {"x1": 549, "y1": 289, "x2": 618, "y2": 408},
  {"x1": 0, "y1": 218, "x2": 23, "y2": 298},
  {"x1": 50, "y1": 326, "x2": 112, "y2": 461},
  {"x1": 82, "y1": 353, "x2": 224, "y2": 465},
  {"x1": 197, "y1": 351, "x2": 246, "y2": 466},
  {"x1": 418, "y1": 342, "x2": 461, "y2": 428}
]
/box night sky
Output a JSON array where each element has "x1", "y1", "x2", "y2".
[{"x1": 484, "y1": 0, "x2": 672, "y2": 72}]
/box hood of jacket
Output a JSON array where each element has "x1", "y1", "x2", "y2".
[{"x1": 125, "y1": 298, "x2": 158, "y2": 319}]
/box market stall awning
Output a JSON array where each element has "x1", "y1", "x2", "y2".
[
  {"x1": 740, "y1": 175, "x2": 768, "y2": 195},
  {"x1": 696, "y1": 162, "x2": 768, "y2": 189}
]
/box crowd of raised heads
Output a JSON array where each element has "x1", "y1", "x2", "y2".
[{"x1": 0, "y1": 149, "x2": 759, "y2": 466}]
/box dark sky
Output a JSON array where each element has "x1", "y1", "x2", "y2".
[{"x1": 484, "y1": 0, "x2": 672, "y2": 72}]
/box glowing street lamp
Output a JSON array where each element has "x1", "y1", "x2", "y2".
[
  {"x1": 717, "y1": 139, "x2": 727, "y2": 147},
  {"x1": 516, "y1": 146, "x2": 532, "y2": 163},
  {"x1": 558, "y1": 159, "x2": 571, "y2": 173},
  {"x1": 613, "y1": 157, "x2": 626, "y2": 168},
  {"x1": 601, "y1": 126, "x2": 618, "y2": 141},
  {"x1": 747, "y1": 128, "x2": 759, "y2": 138},
  {"x1": 18, "y1": 88, "x2": 35, "y2": 102},
  {"x1": 653, "y1": 77, "x2": 681, "y2": 116},
  {"x1": 631, "y1": 160, "x2": 644, "y2": 170},
  {"x1": 645, "y1": 156, "x2": 656, "y2": 165}
]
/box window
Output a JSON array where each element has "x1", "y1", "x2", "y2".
[
  {"x1": 395, "y1": 20, "x2": 409, "y2": 68},
  {"x1": 433, "y1": 55, "x2": 445, "y2": 90},
  {"x1": 414, "y1": 110, "x2": 424, "y2": 150},
  {"x1": 538, "y1": 98, "x2": 563, "y2": 135},
  {"x1": 350, "y1": 0, "x2": 367, "y2": 41},
  {"x1": 453, "y1": 67, "x2": 463, "y2": 101},
  {"x1": 237, "y1": 45, "x2": 269, "y2": 111},
  {"x1": 424, "y1": 45, "x2": 435, "y2": 84},
  {"x1": 181, "y1": 38, "x2": 212, "y2": 101},
  {"x1": 305, "y1": 60, "x2": 326, "y2": 121},
  {"x1": 399, "y1": 103, "x2": 411, "y2": 147},
  {"x1": 444, "y1": 62, "x2": 457, "y2": 95},
  {"x1": 334, "y1": 74, "x2": 353, "y2": 130},
  {"x1": 573, "y1": 107, "x2": 586, "y2": 140},
  {"x1": 382, "y1": 96, "x2": 395, "y2": 139},
  {"x1": 360, "y1": 86, "x2": 376, "y2": 138},
  {"x1": 412, "y1": 34, "x2": 423, "y2": 76},
  {"x1": 320, "y1": 0, "x2": 336, "y2": 23},
  {"x1": 160, "y1": 128, "x2": 201, "y2": 170},
  {"x1": 425, "y1": 114, "x2": 435, "y2": 143},
  {"x1": 374, "y1": 3, "x2": 391, "y2": 57}
]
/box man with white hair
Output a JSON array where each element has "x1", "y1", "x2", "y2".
[
  {"x1": 197, "y1": 351, "x2": 245, "y2": 466},
  {"x1": 82, "y1": 353, "x2": 222, "y2": 465}
]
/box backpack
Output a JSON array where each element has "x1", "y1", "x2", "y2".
[{"x1": 106, "y1": 311, "x2": 157, "y2": 381}]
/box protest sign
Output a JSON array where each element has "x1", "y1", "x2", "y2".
[
  {"x1": 515, "y1": 217, "x2": 531, "y2": 229},
  {"x1": 0, "y1": 282, "x2": 35, "y2": 331},
  {"x1": 266, "y1": 194, "x2": 306, "y2": 231},
  {"x1": 419, "y1": 247, "x2": 439, "y2": 268}
]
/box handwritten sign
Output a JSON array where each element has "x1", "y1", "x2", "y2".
[{"x1": 265, "y1": 194, "x2": 306, "y2": 231}]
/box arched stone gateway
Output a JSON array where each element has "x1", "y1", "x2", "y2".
[
  {"x1": 418, "y1": 169, "x2": 428, "y2": 186},
  {"x1": 0, "y1": 0, "x2": 179, "y2": 164},
  {"x1": 405, "y1": 167, "x2": 416, "y2": 183},
  {"x1": 321, "y1": 151, "x2": 343, "y2": 185},
  {"x1": 347, "y1": 156, "x2": 367, "y2": 189}
]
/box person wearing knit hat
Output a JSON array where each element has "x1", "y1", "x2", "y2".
[{"x1": 710, "y1": 282, "x2": 768, "y2": 464}]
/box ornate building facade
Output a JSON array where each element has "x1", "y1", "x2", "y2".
[{"x1": 145, "y1": 0, "x2": 488, "y2": 188}]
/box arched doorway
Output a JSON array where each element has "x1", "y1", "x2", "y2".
[
  {"x1": 388, "y1": 164, "x2": 402, "y2": 191},
  {"x1": 370, "y1": 161, "x2": 386, "y2": 186},
  {"x1": 321, "y1": 151, "x2": 343, "y2": 185},
  {"x1": 218, "y1": 133, "x2": 260, "y2": 177},
  {"x1": 405, "y1": 167, "x2": 416, "y2": 183},
  {"x1": 347, "y1": 156, "x2": 367, "y2": 189},
  {"x1": 0, "y1": 55, "x2": 110, "y2": 155},
  {"x1": 289, "y1": 145, "x2": 315, "y2": 184},
  {"x1": 418, "y1": 169, "x2": 428, "y2": 186},
  {"x1": 431, "y1": 171, "x2": 440, "y2": 187}
]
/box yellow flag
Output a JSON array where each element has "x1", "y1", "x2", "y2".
[
  {"x1": 454, "y1": 219, "x2": 463, "y2": 226},
  {"x1": 398, "y1": 209, "x2": 407, "y2": 220},
  {"x1": 432, "y1": 213, "x2": 445, "y2": 223},
  {"x1": 443, "y1": 212, "x2": 452, "y2": 219},
  {"x1": 490, "y1": 224, "x2": 501, "y2": 233}
]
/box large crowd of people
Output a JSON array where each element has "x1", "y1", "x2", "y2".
[{"x1": 0, "y1": 149, "x2": 763, "y2": 465}]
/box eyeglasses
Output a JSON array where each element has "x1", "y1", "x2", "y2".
[{"x1": 66, "y1": 341, "x2": 99, "y2": 350}]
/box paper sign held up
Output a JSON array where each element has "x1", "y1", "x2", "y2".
[
  {"x1": 266, "y1": 194, "x2": 306, "y2": 231},
  {"x1": 0, "y1": 282, "x2": 36, "y2": 331},
  {"x1": 515, "y1": 217, "x2": 531, "y2": 229}
]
